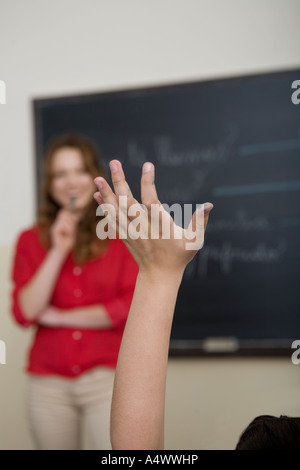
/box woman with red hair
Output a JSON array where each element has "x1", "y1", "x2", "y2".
[{"x1": 11, "y1": 135, "x2": 138, "y2": 450}]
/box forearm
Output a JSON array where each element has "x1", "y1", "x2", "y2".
[
  {"x1": 56, "y1": 305, "x2": 113, "y2": 329},
  {"x1": 110, "y1": 270, "x2": 183, "y2": 450},
  {"x1": 18, "y1": 247, "x2": 68, "y2": 321}
]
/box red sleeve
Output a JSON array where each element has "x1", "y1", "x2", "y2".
[
  {"x1": 102, "y1": 243, "x2": 138, "y2": 329},
  {"x1": 10, "y1": 229, "x2": 44, "y2": 328}
]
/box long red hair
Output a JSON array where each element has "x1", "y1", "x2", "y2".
[{"x1": 37, "y1": 133, "x2": 108, "y2": 265}]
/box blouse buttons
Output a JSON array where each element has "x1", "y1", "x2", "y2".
[
  {"x1": 72, "y1": 331, "x2": 82, "y2": 340},
  {"x1": 73, "y1": 266, "x2": 82, "y2": 276},
  {"x1": 73, "y1": 288, "x2": 82, "y2": 298},
  {"x1": 73, "y1": 266, "x2": 82, "y2": 298}
]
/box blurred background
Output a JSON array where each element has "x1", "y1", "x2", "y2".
[{"x1": 0, "y1": 0, "x2": 300, "y2": 450}]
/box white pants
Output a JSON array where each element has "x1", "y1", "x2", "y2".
[{"x1": 27, "y1": 367, "x2": 115, "y2": 450}]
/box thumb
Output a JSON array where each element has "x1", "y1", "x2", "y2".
[
  {"x1": 203, "y1": 202, "x2": 214, "y2": 231},
  {"x1": 188, "y1": 202, "x2": 214, "y2": 234},
  {"x1": 185, "y1": 202, "x2": 214, "y2": 250}
]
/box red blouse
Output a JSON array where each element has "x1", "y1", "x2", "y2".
[{"x1": 10, "y1": 226, "x2": 138, "y2": 378}]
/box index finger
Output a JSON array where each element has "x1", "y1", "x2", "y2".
[
  {"x1": 141, "y1": 162, "x2": 159, "y2": 209},
  {"x1": 109, "y1": 160, "x2": 134, "y2": 202}
]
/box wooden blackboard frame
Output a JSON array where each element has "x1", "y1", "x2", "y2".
[{"x1": 33, "y1": 68, "x2": 300, "y2": 357}]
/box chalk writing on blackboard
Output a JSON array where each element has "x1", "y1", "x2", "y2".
[{"x1": 185, "y1": 240, "x2": 288, "y2": 278}]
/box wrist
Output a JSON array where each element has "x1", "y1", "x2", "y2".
[
  {"x1": 137, "y1": 268, "x2": 184, "y2": 289},
  {"x1": 130, "y1": 270, "x2": 182, "y2": 326},
  {"x1": 50, "y1": 244, "x2": 70, "y2": 261},
  {"x1": 37, "y1": 306, "x2": 63, "y2": 328}
]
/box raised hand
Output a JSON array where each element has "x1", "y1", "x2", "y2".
[{"x1": 93, "y1": 160, "x2": 213, "y2": 277}]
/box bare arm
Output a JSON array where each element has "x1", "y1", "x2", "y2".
[
  {"x1": 38, "y1": 304, "x2": 113, "y2": 329},
  {"x1": 18, "y1": 210, "x2": 77, "y2": 322},
  {"x1": 94, "y1": 160, "x2": 213, "y2": 450},
  {"x1": 111, "y1": 272, "x2": 182, "y2": 449},
  {"x1": 18, "y1": 247, "x2": 68, "y2": 321}
]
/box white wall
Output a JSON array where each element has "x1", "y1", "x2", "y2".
[{"x1": 0, "y1": 0, "x2": 300, "y2": 450}]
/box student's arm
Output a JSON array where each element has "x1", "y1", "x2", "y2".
[
  {"x1": 110, "y1": 271, "x2": 182, "y2": 449},
  {"x1": 94, "y1": 160, "x2": 213, "y2": 450}
]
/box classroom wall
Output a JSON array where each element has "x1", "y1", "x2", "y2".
[{"x1": 1, "y1": 0, "x2": 300, "y2": 450}]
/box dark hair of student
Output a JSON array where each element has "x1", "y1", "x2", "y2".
[{"x1": 236, "y1": 415, "x2": 300, "y2": 450}]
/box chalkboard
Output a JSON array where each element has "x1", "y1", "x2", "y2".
[{"x1": 33, "y1": 68, "x2": 300, "y2": 356}]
